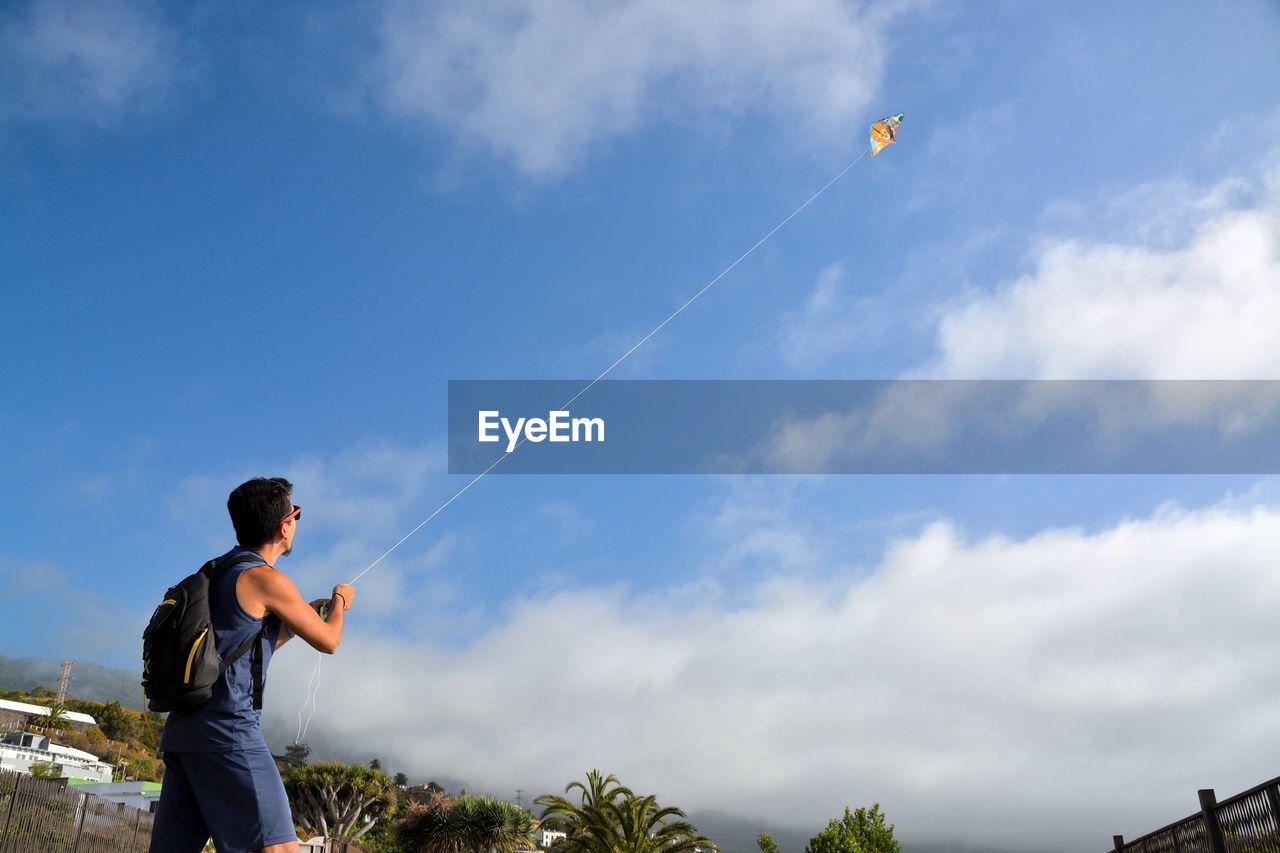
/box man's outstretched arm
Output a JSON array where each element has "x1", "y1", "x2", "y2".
[{"x1": 239, "y1": 566, "x2": 354, "y2": 654}]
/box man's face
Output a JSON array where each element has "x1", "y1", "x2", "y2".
[{"x1": 280, "y1": 503, "x2": 301, "y2": 557}]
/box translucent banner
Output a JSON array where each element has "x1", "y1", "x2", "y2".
[{"x1": 447, "y1": 380, "x2": 1280, "y2": 475}]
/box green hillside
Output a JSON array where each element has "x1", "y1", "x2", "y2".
[{"x1": 0, "y1": 687, "x2": 164, "y2": 783}]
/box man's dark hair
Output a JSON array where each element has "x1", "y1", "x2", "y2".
[{"x1": 227, "y1": 477, "x2": 293, "y2": 547}]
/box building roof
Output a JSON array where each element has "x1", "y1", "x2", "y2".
[
  {"x1": 70, "y1": 781, "x2": 163, "y2": 792},
  {"x1": 0, "y1": 698, "x2": 97, "y2": 726}
]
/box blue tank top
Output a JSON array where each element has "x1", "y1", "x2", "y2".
[{"x1": 160, "y1": 547, "x2": 283, "y2": 752}]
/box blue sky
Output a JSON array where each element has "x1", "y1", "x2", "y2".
[{"x1": 3, "y1": 0, "x2": 1280, "y2": 848}]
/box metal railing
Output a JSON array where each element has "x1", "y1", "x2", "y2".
[
  {"x1": 0, "y1": 770, "x2": 153, "y2": 852},
  {"x1": 1111, "y1": 776, "x2": 1280, "y2": 853}
]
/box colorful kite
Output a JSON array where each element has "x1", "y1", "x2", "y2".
[{"x1": 869, "y1": 113, "x2": 904, "y2": 156}]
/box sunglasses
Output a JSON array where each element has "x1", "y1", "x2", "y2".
[{"x1": 281, "y1": 505, "x2": 302, "y2": 524}]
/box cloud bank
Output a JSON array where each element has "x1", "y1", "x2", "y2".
[
  {"x1": 366, "y1": 0, "x2": 897, "y2": 177},
  {"x1": 0, "y1": 0, "x2": 181, "y2": 124},
  {"x1": 921, "y1": 175, "x2": 1280, "y2": 379},
  {"x1": 255, "y1": 466, "x2": 1280, "y2": 851}
]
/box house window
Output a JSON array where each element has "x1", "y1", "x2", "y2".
[{"x1": 150, "y1": 802, "x2": 158, "y2": 814}]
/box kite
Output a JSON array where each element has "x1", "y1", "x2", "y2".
[{"x1": 869, "y1": 113, "x2": 904, "y2": 156}]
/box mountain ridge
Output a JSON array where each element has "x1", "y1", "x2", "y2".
[{"x1": 0, "y1": 655, "x2": 144, "y2": 709}]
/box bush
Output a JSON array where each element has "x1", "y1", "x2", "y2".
[{"x1": 30, "y1": 762, "x2": 60, "y2": 780}]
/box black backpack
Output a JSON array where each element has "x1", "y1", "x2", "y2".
[{"x1": 142, "y1": 554, "x2": 268, "y2": 713}]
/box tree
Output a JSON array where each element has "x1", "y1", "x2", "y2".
[
  {"x1": 607, "y1": 792, "x2": 715, "y2": 853},
  {"x1": 279, "y1": 742, "x2": 312, "y2": 772},
  {"x1": 406, "y1": 782, "x2": 449, "y2": 808},
  {"x1": 535, "y1": 770, "x2": 717, "y2": 853},
  {"x1": 286, "y1": 760, "x2": 399, "y2": 842},
  {"x1": 395, "y1": 772, "x2": 409, "y2": 788},
  {"x1": 395, "y1": 790, "x2": 455, "y2": 852},
  {"x1": 372, "y1": 758, "x2": 383, "y2": 771},
  {"x1": 126, "y1": 757, "x2": 156, "y2": 780},
  {"x1": 804, "y1": 806, "x2": 899, "y2": 853},
  {"x1": 396, "y1": 793, "x2": 536, "y2": 853},
  {"x1": 759, "y1": 834, "x2": 781, "y2": 853},
  {"x1": 95, "y1": 701, "x2": 136, "y2": 742},
  {"x1": 536, "y1": 770, "x2": 628, "y2": 841}
]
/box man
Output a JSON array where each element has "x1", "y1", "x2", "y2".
[{"x1": 151, "y1": 477, "x2": 356, "y2": 853}]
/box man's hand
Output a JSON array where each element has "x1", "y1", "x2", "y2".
[
  {"x1": 332, "y1": 583, "x2": 355, "y2": 611},
  {"x1": 308, "y1": 587, "x2": 353, "y2": 620}
]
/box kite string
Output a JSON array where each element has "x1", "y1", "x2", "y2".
[
  {"x1": 348, "y1": 144, "x2": 870, "y2": 585},
  {"x1": 295, "y1": 453, "x2": 515, "y2": 743},
  {"x1": 560, "y1": 147, "x2": 869, "y2": 412},
  {"x1": 348, "y1": 451, "x2": 513, "y2": 585},
  {"x1": 296, "y1": 653, "x2": 322, "y2": 743},
  {"x1": 294, "y1": 144, "x2": 871, "y2": 744}
]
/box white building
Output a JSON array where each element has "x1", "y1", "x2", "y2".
[
  {"x1": 0, "y1": 731, "x2": 113, "y2": 783},
  {"x1": 0, "y1": 698, "x2": 98, "y2": 733},
  {"x1": 537, "y1": 828, "x2": 567, "y2": 848}
]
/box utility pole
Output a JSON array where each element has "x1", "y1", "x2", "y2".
[
  {"x1": 57, "y1": 660, "x2": 74, "y2": 703},
  {"x1": 516, "y1": 788, "x2": 524, "y2": 809}
]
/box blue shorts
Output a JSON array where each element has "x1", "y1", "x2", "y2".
[{"x1": 150, "y1": 745, "x2": 296, "y2": 852}]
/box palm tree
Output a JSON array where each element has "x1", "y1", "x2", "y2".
[
  {"x1": 535, "y1": 771, "x2": 717, "y2": 853},
  {"x1": 606, "y1": 793, "x2": 714, "y2": 853},
  {"x1": 36, "y1": 703, "x2": 73, "y2": 735},
  {"x1": 396, "y1": 792, "x2": 537, "y2": 853},
  {"x1": 537, "y1": 770, "x2": 633, "y2": 851}
]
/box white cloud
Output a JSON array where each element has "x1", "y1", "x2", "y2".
[
  {"x1": 257, "y1": 483, "x2": 1280, "y2": 851},
  {"x1": 780, "y1": 156, "x2": 1280, "y2": 381},
  {"x1": 0, "y1": 0, "x2": 181, "y2": 124},
  {"x1": 365, "y1": 0, "x2": 900, "y2": 178},
  {"x1": 919, "y1": 173, "x2": 1280, "y2": 380},
  {"x1": 762, "y1": 162, "x2": 1280, "y2": 471},
  {"x1": 777, "y1": 263, "x2": 889, "y2": 370}
]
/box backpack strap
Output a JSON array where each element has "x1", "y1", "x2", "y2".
[
  {"x1": 201, "y1": 551, "x2": 252, "y2": 577},
  {"x1": 219, "y1": 629, "x2": 264, "y2": 672},
  {"x1": 250, "y1": 634, "x2": 265, "y2": 710},
  {"x1": 219, "y1": 626, "x2": 269, "y2": 710}
]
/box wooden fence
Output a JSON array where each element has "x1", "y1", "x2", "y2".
[
  {"x1": 1110, "y1": 775, "x2": 1280, "y2": 853},
  {"x1": 0, "y1": 770, "x2": 153, "y2": 852}
]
